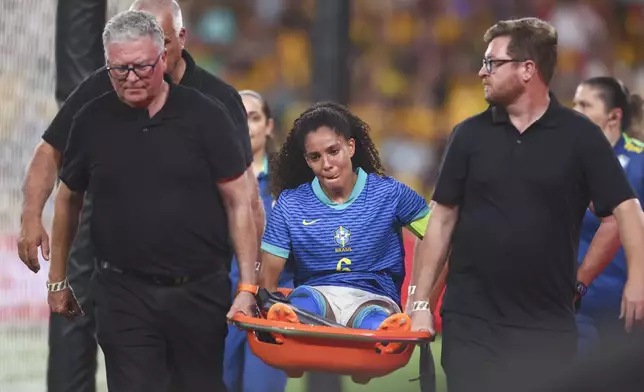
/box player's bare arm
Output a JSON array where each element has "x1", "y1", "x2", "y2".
[
  {"x1": 17, "y1": 141, "x2": 62, "y2": 272},
  {"x1": 409, "y1": 201, "x2": 459, "y2": 332},
  {"x1": 246, "y1": 166, "x2": 266, "y2": 255},
  {"x1": 47, "y1": 182, "x2": 84, "y2": 318},
  {"x1": 612, "y1": 198, "x2": 644, "y2": 331},
  {"x1": 577, "y1": 215, "x2": 620, "y2": 287},
  {"x1": 258, "y1": 252, "x2": 287, "y2": 292}
]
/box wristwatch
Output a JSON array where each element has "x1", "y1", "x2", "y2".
[
  {"x1": 575, "y1": 281, "x2": 588, "y2": 297},
  {"x1": 237, "y1": 284, "x2": 259, "y2": 296}
]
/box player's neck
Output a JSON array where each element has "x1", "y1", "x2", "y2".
[
  {"x1": 605, "y1": 128, "x2": 622, "y2": 147},
  {"x1": 322, "y1": 171, "x2": 358, "y2": 205},
  {"x1": 506, "y1": 87, "x2": 550, "y2": 133},
  {"x1": 252, "y1": 150, "x2": 267, "y2": 176}
]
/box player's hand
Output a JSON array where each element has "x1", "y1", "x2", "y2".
[
  {"x1": 410, "y1": 309, "x2": 435, "y2": 336},
  {"x1": 620, "y1": 276, "x2": 644, "y2": 332},
  {"x1": 227, "y1": 291, "x2": 257, "y2": 320},
  {"x1": 48, "y1": 288, "x2": 84, "y2": 319},
  {"x1": 17, "y1": 218, "x2": 50, "y2": 273}
]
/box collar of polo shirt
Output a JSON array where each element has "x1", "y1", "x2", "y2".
[{"x1": 491, "y1": 91, "x2": 561, "y2": 129}]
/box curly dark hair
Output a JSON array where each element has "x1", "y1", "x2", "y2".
[{"x1": 270, "y1": 101, "x2": 385, "y2": 198}]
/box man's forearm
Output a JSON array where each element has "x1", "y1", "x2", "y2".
[
  {"x1": 49, "y1": 188, "x2": 82, "y2": 282},
  {"x1": 228, "y1": 201, "x2": 259, "y2": 286},
  {"x1": 577, "y1": 217, "x2": 620, "y2": 286},
  {"x1": 410, "y1": 215, "x2": 456, "y2": 304},
  {"x1": 615, "y1": 200, "x2": 644, "y2": 276},
  {"x1": 430, "y1": 262, "x2": 449, "y2": 311},
  {"x1": 21, "y1": 142, "x2": 62, "y2": 221}
]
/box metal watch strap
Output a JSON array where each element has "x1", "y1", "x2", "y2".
[
  {"x1": 237, "y1": 284, "x2": 259, "y2": 295},
  {"x1": 412, "y1": 300, "x2": 430, "y2": 312},
  {"x1": 47, "y1": 278, "x2": 70, "y2": 292}
]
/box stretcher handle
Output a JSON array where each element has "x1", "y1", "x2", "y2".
[{"x1": 231, "y1": 314, "x2": 434, "y2": 344}]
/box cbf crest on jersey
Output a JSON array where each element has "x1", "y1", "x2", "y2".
[{"x1": 334, "y1": 226, "x2": 352, "y2": 253}]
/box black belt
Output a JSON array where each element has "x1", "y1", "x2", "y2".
[{"x1": 99, "y1": 261, "x2": 192, "y2": 286}]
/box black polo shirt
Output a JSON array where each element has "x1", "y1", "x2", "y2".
[
  {"x1": 59, "y1": 84, "x2": 248, "y2": 276},
  {"x1": 43, "y1": 50, "x2": 252, "y2": 166},
  {"x1": 434, "y1": 94, "x2": 635, "y2": 330}
]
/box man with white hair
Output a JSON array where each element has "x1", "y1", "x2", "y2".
[
  {"x1": 17, "y1": 1, "x2": 263, "y2": 391},
  {"x1": 47, "y1": 10, "x2": 257, "y2": 391}
]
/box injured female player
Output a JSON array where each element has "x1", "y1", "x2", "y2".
[{"x1": 251, "y1": 101, "x2": 430, "y2": 332}]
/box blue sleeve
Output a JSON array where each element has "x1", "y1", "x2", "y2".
[
  {"x1": 261, "y1": 193, "x2": 291, "y2": 259},
  {"x1": 392, "y1": 180, "x2": 429, "y2": 226}
]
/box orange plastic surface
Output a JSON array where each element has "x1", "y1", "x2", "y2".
[
  {"x1": 275, "y1": 287, "x2": 293, "y2": 297},
  {"x1": 231, "y1": 313, "x2": 432, "y2": 382}
]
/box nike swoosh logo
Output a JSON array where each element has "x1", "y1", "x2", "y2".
[{"x1": 302, "y1": 219, "x2": 321, "y2": 226}]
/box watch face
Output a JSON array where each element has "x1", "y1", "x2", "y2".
[{"x1": 576, "y1": 282, "x2": 587, "y2": 296}]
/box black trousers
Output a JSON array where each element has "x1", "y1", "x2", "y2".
[
  {"x1": 94, "y1": 265, "x2": 230, "y2": 392},
  {"x1": 47, "y1": 193, "x2": 98, "y2": 392},
  {"x1": 441, "y1": 312, "x2": 577, "y2": 392},
  {"x1": 545, "y1": 328, "x2": 644, "y2": 392}
]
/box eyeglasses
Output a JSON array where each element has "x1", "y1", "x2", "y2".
[
  {"x1": 107, "y1": 53, "x2": 162, "y2": 81},
  {"x1": 481, "y1": 58, "x2": 527, "y2": 73}
]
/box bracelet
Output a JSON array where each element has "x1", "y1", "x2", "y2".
[
  {"x1": 237, "y1": 284, "x2": 259, "y2": 295},
  {"x1": 408, "y1": 285, "x2": 416, "y2": 295},
  {"x1": 411, "y1": 300, "x2": 430, "y2": 312},
  {"x1": 46, "y1": 278, "x2": 70, "y2": 292}
]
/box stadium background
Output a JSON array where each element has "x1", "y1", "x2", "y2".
[{"x1": 2, "y1": 0, "x2": 644, "y2": 391}]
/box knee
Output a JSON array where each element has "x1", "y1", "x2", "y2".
[
  {"x1": 351, "y1": 305, "x2": 390, "y2": 330},
  {"x1": 287, "y1": 285, "x2": 327, "y2": 317}
]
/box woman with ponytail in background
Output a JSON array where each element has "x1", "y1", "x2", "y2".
[
  {"x1": 572, "y1": 77, "x2": 644, "y2": 353},
  {"x1": 224, "y1": 90, "x2": 294, "y2": 392}
]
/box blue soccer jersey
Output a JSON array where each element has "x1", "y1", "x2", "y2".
[
  {"x1": 261, "y1": 167, "x2": 429, "y2": 305},
  {"x1": 578, "y1": 133, "x2": 644, "y2": 313}
]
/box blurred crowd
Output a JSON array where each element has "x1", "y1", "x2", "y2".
[
  {"x1": 1, "y1": 1, "x2": 644, "y2": 390},
  {"x1": 181, "y1": 0, "x2": 644, "y2": 198}
]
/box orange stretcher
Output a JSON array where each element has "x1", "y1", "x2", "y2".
[{"x1": 230, "y1": 288, "x2": 435, "y2": 389}]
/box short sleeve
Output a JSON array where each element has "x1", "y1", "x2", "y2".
[
  {"x1": 197, "y1": 96, "x2": 249, "y2": 182},
  {"x1": 202, "y1": 88, "x2": 252, "y2": 168},
  {"x1": 42, "y1": 70, "x2": 111, "y2": 152},
  {"x1": 59, "y1": 114, "x2": 90, "y2": 192},
  {"x1": 223, "y1": 90, "x2": 253, "y2": 167},
  {"x1": 432, "y1": 124, "x2": 469, "y2": 206},
  {"x1": 261, "y1": 193, "x2": 291, "y2": 259},
  {"x1": 392, "y1": 180, "x2": 429, "y2": 226},
  {"x1": 579, "y1": 123, "x2": 636, "y2": 217}
]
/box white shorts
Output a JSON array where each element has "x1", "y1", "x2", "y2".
[{"x1": 313, "y1": 286, "x2": 400, "y2": 326}]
